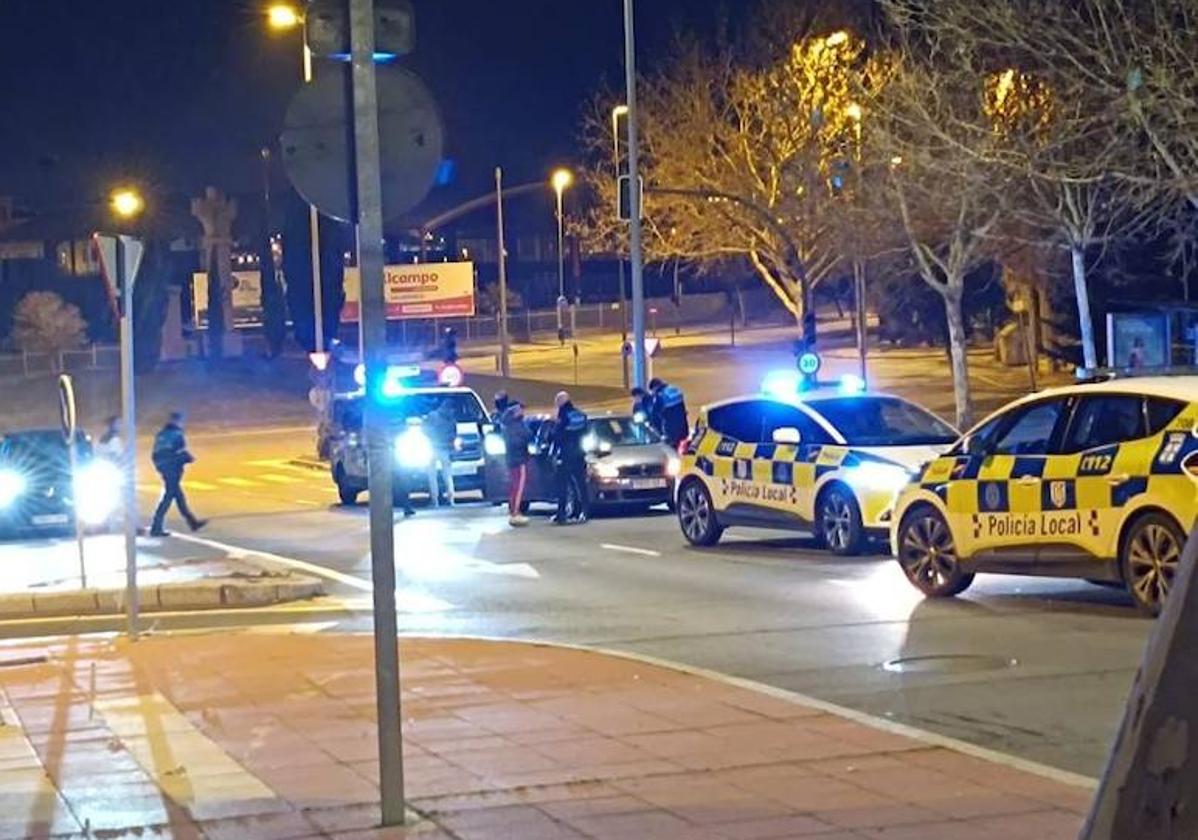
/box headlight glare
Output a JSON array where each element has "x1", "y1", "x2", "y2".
[
  {"x1": 593, "y1": 462, "x2": 620, "y2": 480},
  {"x1": 666, "y1": 456, "x2": 681, "y2": 477},
  {"x1": 845, "y1": 462, "x2": 913, "y2": 494},
  {"x1": 74, "y1": 460, "x2": 122, "y2": 524},
  {"x1": 484, "y1": 434, "x2": 507, "y2": 456},
  {"x1": 395, "y1": 429, "x2": 434, "y2": 469},
  {"x1": 0, "y1": 469, "x2": 26, "y2": 509}
]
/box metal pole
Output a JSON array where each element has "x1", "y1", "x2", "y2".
[
  {"x1": 854, "y1": 260, "x2": 868, "y2": 387},
  {"x1": 556, "y1": 188, "x2": 566, "y2": 337},
  {"x1": 611, "y1": 108, "x2": 631, "y2": 391},
  {"x1": 302, "y1": 44, "x2": 326, "y2": 354},
  {"x1": 60, "y1": 375, "x2": 87, "y2": 589},
  {"x1": 496, "y1": 167, "x2": 511, "y2": 378},
  {"x1": 348, "y1": 0, "x2": 404, "y2": 825},
  {"x1": 623, "y1": 0, "x2": 647, "y2": 388},
  {"x1": 118, "y1": 239, "x2": 139, "y2": 639}
]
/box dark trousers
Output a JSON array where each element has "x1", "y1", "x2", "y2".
[
  {"x1": 555, "y1": 458, "x2": 588, "y2": 521},
  {"x1": 152, "y1": 471, "x2": 198, "y2": 532}
]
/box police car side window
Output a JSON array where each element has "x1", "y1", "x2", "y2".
[
  {"x1": 1062, "y1": 396, "x2": 1147, "y2": 454},
  {"x1": 708, "y1": 401, "x2": 766, "y2": 443},
  {"x1": 761, "y1": 403, "x2": 831, "y2": 445},
  {"x1": 990, "y1": 399, "x2": 1066, "y2": 456},
  {"x1": 1146, "y1": 398, "x2": 1185, "y2": 435}
]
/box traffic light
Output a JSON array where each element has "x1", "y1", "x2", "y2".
[{"x1": 617, "y1": 175, "x2": 644, "y2": 222}]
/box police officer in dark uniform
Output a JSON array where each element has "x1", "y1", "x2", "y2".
[
  {"x1": 648, "y1": 378, "x2": 690, "y2": 449},
  {"x1": 551, "y1": 390, "x2": 589, "y2": 525},
  {"x1": 150, "y1": 412, "x2": 207, "y2": 537}
]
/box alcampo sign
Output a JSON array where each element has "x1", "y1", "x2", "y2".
[{"x1": 342, "y1": 261, "x2": 475, "y2": 321}]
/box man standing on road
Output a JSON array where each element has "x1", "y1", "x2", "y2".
[
  {"x1": 552, "y1": 391, "x2": 589, "y2": 525},
  {"x1": 500, "y1": 401, "x2": 532, "y2": 527},
  {"x1": 649, "y1": 378, "x2": 690, "y2": 450},
  {"x1": 150, "y1": 411, "x2": 206, "y2": 537},
  {"x1": 423, "y1": 400, "x2": 457, "y2": 507}
]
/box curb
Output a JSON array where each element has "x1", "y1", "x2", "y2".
[{"x1": 0, "y1": 575, "x2": 324, "y2": 619}]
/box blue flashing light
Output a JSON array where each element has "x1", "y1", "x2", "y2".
[
  {"x1": 762, "y1": 370, "x2": 802, "y2": 400},
  {"x1": 329, "y1": 52, "x2": 400, "y2": 63},
  {"x1": 380, "y1": 364, "x2": 422, "y2": 399},
  {"x1": 838, "y1": 373, "x2": 866, "y2": 395},
  {"x1": 435, "y1": 159, "x2": 457, "y2": 187}
]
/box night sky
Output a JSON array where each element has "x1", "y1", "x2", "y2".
[{"x1": 0, "y1": 0, "x2": 724, "y2": 220}]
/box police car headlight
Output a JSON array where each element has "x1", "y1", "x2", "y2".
[
  {"x1": 582, "y1": 433, "x2": 599, "y2": 453},
  {"x1": 395, "y1": 429, "x2": 434, "y2": 469},
  {"x1": 484, "y1": 434, "x2": 507, "y2": 456},
  {"x1": 0, "y1": 469, "x2": 26, "y2": 509},
  {"x1": 74, "y1": 460, "x2": 122, "y2": 524},
  {"x1": 666, "y1": 456, "x2": 681, "y2": 477},
  {"x1": 845, "y1": 462, "x2": 914, "y2": 494},
  {"x1": 593, "y1": 462, "x2": 621, "y2": 480}
]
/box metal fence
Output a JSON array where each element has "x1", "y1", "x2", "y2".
[{"x1": 0, "y1": 345, "x2": 120, "y2": 379}]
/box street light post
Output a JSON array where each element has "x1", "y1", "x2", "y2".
[
  {"x1": 623, "y1": 0, "x2": 648, "y2": 389},
  {"x1": 611, "y1": 104, "x2": 630, "y2": 390},
  {"x1": 495, "y1": 167, "x2": 511, "y2": 377},
  {"x1": 268, "y1": 4, "x2": 325, "y2": 354},
  {"x1": 846, "y1": 102, "x2": 868, "y2": 387},
  {"x1": 551, "y1": 169, "x2": 573, "y2": 344}
]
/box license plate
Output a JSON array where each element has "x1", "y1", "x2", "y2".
[
  {"x1": 32, "y1": 514, "x2": 68, "y2": 526},
  {"x1": 631, "y1": 478, "x2": 667, "y2": 490}
]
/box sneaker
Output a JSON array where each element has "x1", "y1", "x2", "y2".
[
  {"x1": 509, "y1": 515, "x2": 529, "y2": 527},
  {"x1": 149, "y1": 529, "x2": 170, "y2": 538},
  {"x1": 190, "y1": 519, "x2": 208, "y2": 533}
]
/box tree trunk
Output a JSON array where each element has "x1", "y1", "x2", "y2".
[
  {"x1": 1072, "y1": 245, "x2": 1098, "y2": 371},
  {"x1": 943, "y1": 285, "x2": 973, "y2": 429}
]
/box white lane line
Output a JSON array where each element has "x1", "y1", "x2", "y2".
[
  {"x1": 258, "y1": 474, "x2": 302, "y2": 485},
  {"x1": 601, "y1": 543, "x2": 662, "y2": 558},
  {"x1": 217, "y1": 477, "x2": 259, "y2": 488},
  {"x1": 172, "y1": 533, "x2": 372, "y2": 592}
]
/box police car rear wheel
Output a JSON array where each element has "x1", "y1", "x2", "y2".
[
  {"x1": 1121, "y1": 513, "x2": 1184, "y2": 617},
  {"x1": 818, "y1": 485, "x2": 863, "y2": 556},
  {"x1": 334, "y1": 467, "x2": 359, "y2": 506},
  {"x1": 897, "y1": 508, "x2": 974, "y2": 598},
  {"x1": 678, "y1": 479, "x2": 722, "y2": 546}
]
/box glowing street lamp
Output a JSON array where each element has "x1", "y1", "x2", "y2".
[
  {"x1": 110, "y1": 189, "x2": 145, "y2": 220},
  {"x1": 267, "y1": 3, "x2": 302, "y2": 30},
  {"x1": 824, "y1": 30, "x2": 850, "y2": 47},
  {"x1": 846, "y1": 102, "x2": 863, "y2": 122}
]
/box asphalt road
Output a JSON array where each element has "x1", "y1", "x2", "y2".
[{"x1": 17, "y1": 426, "x2": 1146, "y2": 781}]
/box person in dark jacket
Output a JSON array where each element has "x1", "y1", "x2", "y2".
[
  {"x1": 423, "y1": 400, "x2": 458, "y2": 506},
  {"x1": 500, "y1": 402, "x2": 532, "y2": 526},
  {"x1": 630, "y1": 387, "x2": 654, "y2": 423},
  {"x1": 149, "y1": 412, "x2": 206, "y2": 536},
  {"x1": 649, "y1": 378, "x2": 690, "y2": 449},
  {"x1": 551, "y1": 391, "x2": 589, "y2": 524}
]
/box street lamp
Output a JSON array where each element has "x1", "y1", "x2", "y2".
[
  {"x1": 265, "y1": 3, "x2": 325, "y2": 353},
  {"x1": 110, "y1": 189, "x2": 145, "y2": 220},
  {"x1": 824, "y1": 30, "x2": 850, "y2": 47},
  {"x1": 611, "y1": 104, "x2": 631, "y2": 389},
  {"x1": 551, "y1": 168, "x2": 574, "y2": 340},
  {"x1": 845, "y1": 102, "x2": 863, "y2": 123}
]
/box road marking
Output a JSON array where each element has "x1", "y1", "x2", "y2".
[
  {"x1": 180, "y1": 480, "x2": 218, "y2": 492},
  {"x1": 217, "y1": 477, "x2": 259, "y2": 488},
  {"x1": 258, "y1": 474, "x2": 301, "y2": 485},
  {"x1": 601, "y1": 543, "x2": 662, "y2": 558},
  {"x1": 93, "y1": 691, "x2": 276, "y2": 804},
  {"x1": 247, "y1": 459, "x2": 321, "y2": 474},
  {"x1": 172, "y1": 533, "x2": 373, "y2": 592},
  {"x1": 294, "y1": 499, "x2": 323, "y2": 507}
]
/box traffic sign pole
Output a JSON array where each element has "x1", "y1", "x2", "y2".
[
  {"x1": 117, "y1": 238, "x2": 140, "y2": 639},
  {"x1": 349, "y1": 0, "x2": 405, "y2": 826},
  {"x1": 58, "y1": 374, "x2": 87, "y2": 589},
  {"x1": 623, "y1": 0, "x2": 647, "y2": 389}
]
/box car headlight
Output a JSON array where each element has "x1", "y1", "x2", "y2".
[
  {"x1": 74, "y1": 460, "x2": 122, "y2": 524},
  {"x1": 0, "y1": 469, "x2": 26, "y2": 509},
  {"x1": 845, "y1": 462, "x2": 914, "y2": 495},
  {"x1": 666, "y1": 456, "x2": 681, "y2": 477},
  {"x1": 593, "y1": 461, "x2": 621, "y2": 480},
  {"x1": 394, "y1": 428, "x2": 434, "y2": 469},
  {"x1": 484, "y1": 434, "x2": 507, "y2": 456},
  {"x1": 582, "y1": 433, "x2": 599, "y2": 453}
]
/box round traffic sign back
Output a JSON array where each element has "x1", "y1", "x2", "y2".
[{"x1": 281, "y1": 65, "x2": 444, "y2": 222}]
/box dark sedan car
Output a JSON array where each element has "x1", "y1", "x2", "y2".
[
  {"x1": 485, "y1": 414, "x2": 681, "y2": 515},
  {"x1": 0, "y1": 430, "x2": 120, "y2": 538}
]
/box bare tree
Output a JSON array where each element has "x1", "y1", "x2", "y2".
[{"x1": 12, "y1": 292, "x2": 88, "y2": 367}]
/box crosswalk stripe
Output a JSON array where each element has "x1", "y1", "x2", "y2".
[
  {"x1": 217, "y1": 477, "x2": 260, "y2": 488},
  {"x1": 258, "y1": 474, "x2": 301, "y2": 485},
  {"x1": 248, "y1": 459, "x2": 324, "y2": 475},
  {"x1": 180, "y1": 480, "x2": 218, "y2": 492}
]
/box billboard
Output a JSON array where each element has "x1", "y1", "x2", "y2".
[
  {"x1": 1107, "y1": 311, "x2": 1168, "y2": 369},
  {"x1": 192, "y1": 271, "x2": 264, "y2": 327},
  {"x1": 342, "y1": 261, "x2": 475, "y2": 322}
]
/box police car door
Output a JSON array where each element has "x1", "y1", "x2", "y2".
[
  {"x1": 967, "y1": 397, "x2": 1070, "y2": 559},
  {"x1": 1058, "y1": 394, "x2": 1191, "y2": 560},
  {"x1": 703, "y1": 400, "x2": 772, "y2": 520},
  {"x1": 759, "y1": 401, "x2": 831, "y2": 525}
]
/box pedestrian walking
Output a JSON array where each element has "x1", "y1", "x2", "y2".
[
  {"x1": 500, "y1": 401, "x2": 532, "y2": 527},
  {"x1": 423, "y1": 400, "x2": 458, "y2": 507},
  {"x1": 149, "y1": 411, "x2": 206, "y2": 537},
  {"x1": 649, "y1": 378, "x2": 690, "y2": 450},
  {"x1": 96, "y1": 416, "x2": 122, "y2": 462},
  {"x1": 551, "y1": 390, "x2": 589, "y2": 525}
]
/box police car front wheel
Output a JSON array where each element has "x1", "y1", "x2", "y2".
[
  {"x1": 678, "y1": 479, "x2": 723, "y2": 547},
  {"x1": 1121, "y1": 512, "x2": 1185, "y2": 617},
  {"x1": 817, "y1": 485, "x2": 864, "y2": 556},
  {"x1": 897, "y1": 507, "x2": 974, "y2": 598}
]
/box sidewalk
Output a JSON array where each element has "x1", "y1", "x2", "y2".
[
  {"x1": 0, "y1": 633, "x2": 1092, "y2": 839},
  {"x1": 0, "y1": 535, "x2": 322, "y2": 618}
]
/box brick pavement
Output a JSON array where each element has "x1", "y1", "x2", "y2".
[{"x1": 0, "y1": 633, "x2": 1093, "y2": 839}]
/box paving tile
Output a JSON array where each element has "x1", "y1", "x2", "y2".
[
  {"x1": 200, "y1": 810, "x2": 320, "y2": 840},
  {"x1": 566, "y1": 809, "x2": 724, "y2": 840},
  {"x1": 967, "y1": 808, "x2": 1085, "y2": 839},
  {"x1": 438, "y1": 804, "x2": 584, "y2": 840},
  {"x1": 712, "y1": 814, "x2": 838, "y2": 838}
]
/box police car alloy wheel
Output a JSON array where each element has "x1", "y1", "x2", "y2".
[
  {"x1": 678, "y1": 479, "x2": 723, "y2": 546},
  {"x1": 817, "y1": 485, "x2": 863, "y2": 556},
  {"x1": 896, "y1": 507, "x2": 975, "y2": 597},
  {"x1": 1121, "y1": 513, "x2": 1185, "y2": 617}
]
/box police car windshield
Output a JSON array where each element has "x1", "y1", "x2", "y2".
[
  {"x1": 589, "y1": 417, "x2": 662, "y2": 446},
  {"x1": 395, "y1": 393, "x2": 486, "y2": 424},
  {"x1": 810, "y1": 397, "x2": 957, "y2": 446}
]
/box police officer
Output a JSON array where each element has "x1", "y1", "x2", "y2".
[
  {"x1": 630, "y1": 387, "x2": 654, "y2": 424},
  {"x1": 551, "y1": 390, "x2": 589, "y2": 525},
  {"x1": 150, "y1": 411, "x2": 207, "y2": 537},
  {"x1": 648, "y1": 378, "x2": 690, "y2": 449}
]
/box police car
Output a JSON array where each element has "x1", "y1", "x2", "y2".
[
  {"x1": 676, "y1": 374, "x2": 959, "y2": 555},
  {"x1": 328, "y1": 365, "x2": 490, "y2": 505},
  {"x1": 890, "y1": 376, "x2": 1198, "y2": 615},
  {"x1": 0, "y1": 430, "x2": 121, "y2": 538}
]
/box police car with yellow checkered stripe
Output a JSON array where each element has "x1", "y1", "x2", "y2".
[
  {"x1": 676, "y1": 372, "x2": 959, "y2": 555},
  {"x1": 890, "y1": 375, "x2": 1198, "y2": 615}
]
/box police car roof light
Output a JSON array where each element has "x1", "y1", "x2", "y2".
[
  {"x1": 762, "y1": 370, "x2": 803, "y2": 400},
  {"x1": 838, "y1": 373, "x2": 866, "y2": 395}
]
